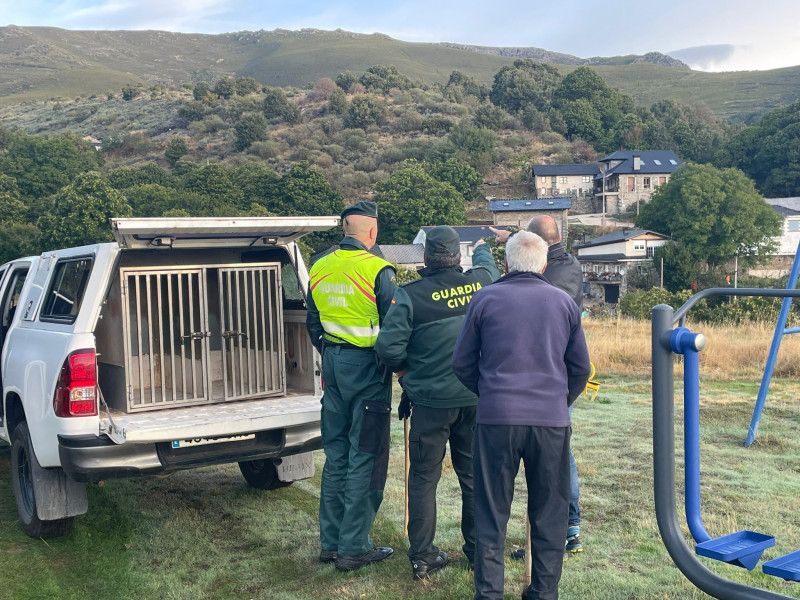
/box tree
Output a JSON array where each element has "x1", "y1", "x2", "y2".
[
  {"x1": 164, "y1": 136, "x2": 189, "y2": 167},
  {"x1": 230, "y1": 163, "x2": 281, "y2": 206},
  {"x1": 182, "y1": 163, "x2": 245, "y2": 208},
  {"x1": 335, "y1": 71, "x2": 359, "y2": 92},
  {"x1": 121, "y1": 85, "x2": 141, "y2": 101},
  {"x1": 192, "y1": 81, "x2": 212, "y2": 101},
  {"x1": 37, "y1": 172, "x2": 132, "y2": 249},
  {"x1": 359, "y1": 65, "x2": 412, "y2": 94},
  {"x1": 490, "y1": 60, "x2": 562, "y2": 114},
  {"x1": 108, "y1": 163, "x2": 173, "y2": 190},
  {"x1": 262, "y1": 87, "x2": 300, "y2": 123},
  {"x1": 213, "y1": 78, "x2": 235, "y2": 100},
  {"x1": 427, "y1": 159, "x2": 483, "y2": 202},
  {"x1": 233, "y1": 77, "x2": 259, "y2": 96},
  {"x1": 636, "y1": 164, "x2": 782, "y2": 273},
  {"x1": 445, "y1": 71, "x2": 489, "y2": 103},
  {"x1": 0, "y1": 131, "x2": 104, "y2": 200},
  {"x1": 327, "y1": 87, "x2": 348, "y2": 115},
  {"x1": 344, "y1": 95, "x2": 388, "y2": 129},
  {"x1": 375, "y1": 160, "x2": 467, "y2": 244},
  {"x1": 651, "y1": 242, "x2": 697, "y2": 292},
  {"x1": 233, "y1": 113, "x2": 269, "y2": 152}
]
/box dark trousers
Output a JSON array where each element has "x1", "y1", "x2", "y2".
[
  {"x1": 473, "y1": 424, "x2": 571, "y2": 600},
  {"x1": 407, "y1": 404, "x2": 476, "y2": 563},
  {"x1": 319, "y1": 346, "x2": 392, "y2": 556}
]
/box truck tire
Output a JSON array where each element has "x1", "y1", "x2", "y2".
[
  {"x1": 11, "y1": 423, "x2": 75, "y2": 538},
  {"x1": 238, "y1": 459, "x2": 292, "y2": 490}
]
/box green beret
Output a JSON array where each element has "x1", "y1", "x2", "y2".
[
  {"x1": 341, "y1": 200, "x2": 378, "y2": 220},
  {"x1": 425, "y1": 225, "x2": 461, "y2": 255}
]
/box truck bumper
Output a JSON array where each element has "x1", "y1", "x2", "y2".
[{"x1": 58, "y1": 422, "x2": 321, "y2": 482}]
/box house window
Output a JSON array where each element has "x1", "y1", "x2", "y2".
[
  {"x1": 669, "y1": 159, "x2": 678, "y2": 165},
  {"x1": 647, "y1": 246, "x2": 655, "y2": 258},
  {"x1": 582, "y1": 175, "x2": 592, "y2": 183},
  {"x1": 643, "y1": 177, "x2": 651, "y2": 189},
  {"x1": 789, "y1": 220, "x2": 800, "y2": 232},
  {"x1": 659, "y1": 176, "x2": 667, "y2": 186},
  {"x1": 540, "y1": 188, "x2": 547, "y2": 196},
  {"x1": 541, "y1": 176, "x2": 547, "y2": 183},
  {"x1": 653, "y1": 159, "x2": 662, "y2": 166},
  {"x1": 634, "y1": 242, "x2": 645, "y2": 251},
  {"x1": 559, "y1": 176, "x2": 567, "y2": 184},
  {"x1": 627, "y1": 177, "x2": 636, "y2": 192}
]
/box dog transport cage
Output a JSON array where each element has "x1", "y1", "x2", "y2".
[{"x1": 121, "y1": 263, "x2": 285, "y2": 412}]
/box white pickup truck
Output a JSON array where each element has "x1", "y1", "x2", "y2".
[{"x1": 0, "y1": 217, "x2": 335, "y2": 537}]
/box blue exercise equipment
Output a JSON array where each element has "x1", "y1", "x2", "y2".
[
  {"x1": 652, "y1": 289, "x2": 800, "y2": 599},
  {"x1": 747, "y1": 241, "x2": 800, "y2": 447},
  {"x1": 671, "y1": 326, "x2": 775, "y2": 571}
]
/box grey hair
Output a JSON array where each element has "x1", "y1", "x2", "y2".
[
  {"x1": 506, "y1": 230, "x2": 548, "y2": 274},
  {"x1": 424, "y1": 251, "x2": 461, "y2": 269}
]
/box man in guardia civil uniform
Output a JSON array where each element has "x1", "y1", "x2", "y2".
[
  {"x1": 375, "y1": 225, "x2": 499, "y2": 579},
  {"x1": 306, "y1": 201, "x2": 397, "y2": 572}
]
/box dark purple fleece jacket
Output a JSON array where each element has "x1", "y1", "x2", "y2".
[{"x1": 451, "y1": 270, "x2": 591, "y2": 427}]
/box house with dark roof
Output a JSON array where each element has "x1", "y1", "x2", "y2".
[
  {"x1": 412, "y1": 225, "x2": 508, "y2": 269},
  {"x1": 744, "y1": 197, "x2": 800, "y2": 278},
  {"x1": 575, "y1": 228, "x2": 670, "y2": 303},
  {"x1": 531, "y1": 164, "x2": 600, "y2": 204},
  {"x1": 595, "y1": 150, "x2": 682, "y2": 215},
  {"x1": 488, "y1": 198, "x2": 571, "y2": 238}
]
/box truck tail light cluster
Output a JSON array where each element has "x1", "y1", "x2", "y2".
[{"x1": 54, "y1": 349, "x2": 98, "y2": 417}]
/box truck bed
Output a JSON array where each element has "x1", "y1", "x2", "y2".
[{"x1": 100, "y1": 393, "x2": 320, "y2": 443}]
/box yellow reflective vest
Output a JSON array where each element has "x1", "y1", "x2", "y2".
[{"x1": 309, "y1": 249, "x2": 393, "y2": 347}]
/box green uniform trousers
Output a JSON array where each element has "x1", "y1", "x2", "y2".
[{"x1": 320, "y1": 345, "x2": 392, "y2": 556}]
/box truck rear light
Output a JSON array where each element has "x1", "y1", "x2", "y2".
[{"x1": 54, "y1": 349, "x2": 98, "y2": 417}]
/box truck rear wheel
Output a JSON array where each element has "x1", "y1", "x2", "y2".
[
  {"x1": 11, "y1": 423, "x2": 75, "y2": 538},
  {"x1": 238, "y1": 459, "x2": 292, "y2": 490}
]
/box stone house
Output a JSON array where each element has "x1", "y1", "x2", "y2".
[
  {"x1": 747, "y1": 197, "x2": 800, "y2": 278},
  {"x1": 531, "y1": 164, "x2": 600, "y2": 213},
  {"x1": 575, "y1": 228, "x2": 670, "y2": 303},
  {"x1": 488, "y1": 198, "x2": 571, "y2": 239},
  {"x1": 595, "y1": 150, "x2": 682, "y2": 215},
  {"x1": 412, "y1": 225, "x2": 509, "y2": 269}
]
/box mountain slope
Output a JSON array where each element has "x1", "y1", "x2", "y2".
[{"x1": 0, "y1": 26, "x2": 798, "y2": 122}]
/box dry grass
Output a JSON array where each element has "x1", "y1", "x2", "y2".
[{"x1": 584, "y1": 317, "x2": 800, "y2": 380}]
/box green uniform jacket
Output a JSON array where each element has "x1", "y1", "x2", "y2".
[{"x1": 375, "y1": 243, "x2": 499, "y2": 409}]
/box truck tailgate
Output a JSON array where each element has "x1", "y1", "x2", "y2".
[{"x1": 100, "y1": 395, "x2": 320, "y2": 443}]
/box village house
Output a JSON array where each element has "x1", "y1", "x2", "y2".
[
  {"x1": 413, "y1": 225, "x2": 508, "y2": 269},
  {"x1": 531, "y1": 164, "x2": 600, "y2": 213},
  {"x1": 488, "y1": 198, "x2": 571, "y2": 239},
  {"x1": 747, "y1": 197, "x2": 800, "y2": 278},
  {"x1": 595, "y1": 150, "x2": 682, "y2": 215},
  {"x1": 575, "y1": 228, "x2": 670, "y2": 303}
]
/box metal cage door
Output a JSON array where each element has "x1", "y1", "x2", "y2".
[
  {"x1": 218, "y1": 265, "x2": 285, "y2": 401},
  {"x1": 122, "y1": 268, "x2": 210, "y2": 411}
]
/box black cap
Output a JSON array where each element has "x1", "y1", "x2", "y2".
[
  {"x1": 341, "y1": 200, "x2": 378, "y2": 220},
  {"x1": 425, "y1": 225, "x2": 461, "y2": 255}
]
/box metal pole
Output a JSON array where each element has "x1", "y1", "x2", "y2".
[
  {"x1": 652, "y1": 304, "x2": 792, "y2": 599},
  {"x1": 660, "y1": 257, "x2": 664, "y2": 289}
]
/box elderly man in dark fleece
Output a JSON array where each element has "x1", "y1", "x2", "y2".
[{"x1": 452, "y1": 230, "x2": 591, "y2": 600}]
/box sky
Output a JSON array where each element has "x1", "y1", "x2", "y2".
[{"x1": 2, "y1": 0, "x2": 800, "y2": 72}]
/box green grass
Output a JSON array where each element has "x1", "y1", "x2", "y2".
[{"x1": 3, "y1": 376, "x2": 800, "y2": 599}]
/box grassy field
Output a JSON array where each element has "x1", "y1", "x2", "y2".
[{"x1": 3, "y1": 320, "x2": 800, "y2": 599}]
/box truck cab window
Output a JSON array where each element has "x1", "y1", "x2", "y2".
[{"x1": 40, "y1": 258, "x2": 93, "y2": 323}]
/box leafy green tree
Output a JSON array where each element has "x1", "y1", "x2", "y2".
[
  {"x1": 230, "y1": 162, "x2": 281, "y2": 206},
  {"x1": 375, "y1": 160, "x2": 467, "y2": 244},
  {"x1": 38, "y1": 172, "x2": 132, "y2": 248},
  {"x1": 164, "y1": 136, "x2": 189, "y2": 167},
  {"x1": 445, "y1": 71, "x2": 489, "y2": 103},
  {"x1": 213, "y1": 78, "x2": 235, "y2": 100},
  {"x1": 263, "y1": 87, "x2": 300, "y2": 123},
  {"x1": 0, "y1": 174, "x2": 25, "y2": 223},
  {"x1": 0, "y1": 222, "x2": 41, "y2": 263},
  {"x1": 0, "y1": 131, "x2": 103, "y2": 200},
  {"x1": 427, "y1": 158, "x2": 483, "y2": 202},
  {"x1": 438, "y1": 123, "x2": 497, "y2": 173},
  {"x1": 714, "y1": 100, "x2": 800, "y2": 196},
  {"x1": 651, "y1": 242, "x2": 697, "y2": 292},
  {"x1": 490, "y1": 60, "x2": 562, "y2": 114},
  {"x1": 192, "y1": 81, "x2": 211, "y2": 101},
  {"x1": 558, "y1": 98, "x2": 603, "y2": 143},
  {"x1": 358, "y1": 65, "x2": 412, "y2": 94},
  {"x1": 328, "y1": 87, "x2": 348, "y2": 115},
  {"x1": 182, "y1": 163, "x2": 245, "y2": 207},
  {"x1": 121, "y1": 85, "x2": 141, "y2": 101},
  {"x1": 344, "y1": 95, "x2": 388, "y2": 129},
  {"x1": 108, "y1": 163, "x2": 173, "y2": 190},
  {"x1": 472, "y1": 103, "x2": 506, "y2": 130},
  {"x1": 234, "y1": 77, "x2": 259, "y2": 96},
  {"x1": 335, "y1": 71, "x2": 359, "y2": 92},
  {"x1": 636, "y1": 163, "x2": 781, "y2": 271},
  {"x1": 233, "y1": 113, "x2": 269, "y2": 152}
]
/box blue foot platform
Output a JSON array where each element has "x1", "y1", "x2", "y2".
[
  {"x1": 763, "y1": 550, "x2": 800, "y2": 580},
  {"x1": 695, "y1": 531, "x2": 775, "y2": 570}
]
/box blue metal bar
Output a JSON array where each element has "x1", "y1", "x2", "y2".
[
  {"x1": 671, "y1": 327, "x2": 710, "y2": 544},
  {"x1": 782, "y1": 327, "x2": 800, "y2": 335},
  {"x1": 747, "y1": 249, "x2": 800, "y2": 447},
  {"x1": 652, "y1": 304, "x2": 792, "y2": 600}
]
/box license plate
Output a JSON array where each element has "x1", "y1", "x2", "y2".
[{"x1": 171, "y1": 433, "x2": 255, "y2": 449}]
